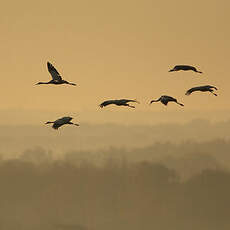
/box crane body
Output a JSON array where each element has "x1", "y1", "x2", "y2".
[
  {"x1": 186, "y1": 85, "x2": 218, "y2": 96},
  {"x1": 169, "y1": 65, "x2": 202, "y2": 73},
  {"x1": 99, "y1": 99, "x2": 140, "y2": 108},
  {"x1": 45, "y1": 116, "x2": 79, "y2": 129},
  {"x1": 150, "y1": 95, "x2": 184, "y2": 106}
]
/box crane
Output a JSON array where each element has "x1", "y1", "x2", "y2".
[
  {"x1": 99, "y1": 99, "x2": 140, "y2": 108},
  {"x1": 150, "y1": 95, "x2": 184, "y2": 106},
  {"x1": 36, "y1": 62, "x2": 76, "y2": 86},
  {"x1": 185, "y1": 85, "x2": 218, "y2": 96},
  {"x1": 169, "y1": 65, "x2": 202, "y2": 73},
  {"x1": 45, "y1": 116, "x2": 79, "y2": 129}
]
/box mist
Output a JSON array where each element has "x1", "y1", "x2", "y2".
[
  {"x1": 1, "y1": 136, "x2": 230, "y2": 229},
  {"x1": 1, "y1": 119, "x2": 230, "y2": 157}
]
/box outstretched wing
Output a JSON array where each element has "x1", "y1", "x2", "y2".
[
  {"x1": 162, "y1": 95, "x2": 175, "y2": 101},
  {"x1": 99, "y1": 100, "x2": 116, "y2": 108},
  {"x1": 52, "y1": 123, "x2": 61, "y2": 129},
  {"x1": 185, "y1": 86, "x2": 201, "y2": 95},
  {"x1": 185, "y1": 88, "x2": 195, "y2": 95},
  {"x1": 47, "y1": 62, "x2": 62, "y2": 81},
  {"x1": 119, "y1": 99, "x2": 140, "y2": 104},
  {"x1": 61, "y1": 116, "x2": 73, "y2": 123},
  {"x1": 52, "y1": 117, "x2": 73, "y2": 129},
  {"x1": 161, "y1": 96, "x2": 175, "y2": 105}
]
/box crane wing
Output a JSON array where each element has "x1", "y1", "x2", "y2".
[
  {"x1": 99, "y1": 100, "x2": 116, "y2": 107},
  {"x1": 61, "y1": 116, "x2": 73, "y2": 123},
  {"x1": 162, "y1": 95, "x2": 175, "y2": 101},
  {"x1": 52, "y1": 123, "x2": 62, "y2": 129},
  {"x1": 185, "y1": 86, "x2": 201, "y2": 95},
  {"x1": 52, "y1": 117, "x2": 73, "y2": 129},
  {"x1": 47, "y1": 62, "x2": 63, "y2": 81},
  {"x1": 119, "y1": 99, "x2": 140, "y2": 104},
  {"x1": 185, "y1": 88, "x2": 194, "y2": 95}
]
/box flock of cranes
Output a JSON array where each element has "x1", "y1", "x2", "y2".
[{"x1": 37, "y1": 62, "x2": 218, "y2": 129}]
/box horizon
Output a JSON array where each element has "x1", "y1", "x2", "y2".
[{"x1": 0, "y1": 108, "x2": 230, "y2": 126}]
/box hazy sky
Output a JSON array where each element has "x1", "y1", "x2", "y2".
[
  {"x1": 1, "y1": 3, "x2": 230, "y2": 228},
  {"x1": 1, "y1": 0, "x2": 230, "y2": 124}
]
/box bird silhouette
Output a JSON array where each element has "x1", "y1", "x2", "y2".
[
  {"x1": 36, "y1": 62, "x2": 76, "y2": 86},
  {"x1": 99, "y1": 99, "x2": 140, "y2": 108},
  {"x1": 169, "y1": 65, "x2": 202, "y2": 73},
  {"x1": 45, "y1": 116, "x2": 79, "y2": 129},
  {"x1": 150, "y1": 95, "x2": 184, "y2": 106},
  {"x1": 185, "y1": 85, "x2": 218, "y2": 96}
]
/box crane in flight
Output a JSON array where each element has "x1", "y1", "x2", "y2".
[
  {"x1": 185, "y1": 85, "x2": 218, "y2": 96},
  {"x1": 150, "y1": 95, "x2": 184, "y2": 106},
  {"x1": 45, "y1": 116, "x2": 79, "y2": 129},
  {"x1": 36, "y1": 62, "x2": 77, "y2": 86},
  {"x1": 169, "y1": 65, "x2": 202, "y2": 73},
  {"x1": 99, "y1": 99, "x2": 140, "y2": 108}
]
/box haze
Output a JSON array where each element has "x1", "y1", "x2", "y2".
[{"x1": 1, "y1": 0, "x2": 230, "y2": 229}]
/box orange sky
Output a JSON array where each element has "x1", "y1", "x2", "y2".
[{"x1": 1, "y1": 0, "x2": 230, "y2": 124}]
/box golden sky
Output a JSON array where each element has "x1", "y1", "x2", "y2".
[{"x1": 1, "y1": 0, "x2": 230, "y2": 123}]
